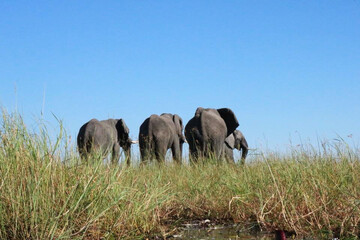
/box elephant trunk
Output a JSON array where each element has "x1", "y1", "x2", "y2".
[
  {"x1": 240, "y1": 137, "x2": 248, "y2": 164},
  {"x1": 240, "y1": 147, "x2": 248, "y2": 165},
  {"x1": 234, "y1": 134, "x2": 248, "y2": 165},
  {"x1": 239, "y1": 139, "x2": 248, "y2": 164}
]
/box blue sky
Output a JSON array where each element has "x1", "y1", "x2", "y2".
[{"x1": 1, "y1": 1, "x2": 359, "y2": 155}]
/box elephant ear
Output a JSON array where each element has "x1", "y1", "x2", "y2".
[
  {"x1": 173, "y1": 114, "x2": 183, "y2": 136},
  {"x1": 116, "y1": 119, "x2": 129, "y2": 141},
  {"x1": 217, "y1": 108, "x2": 239, "y2": 137},
  {"x1": 225, "y1": 132, "x2": 235, "y2": 149}
]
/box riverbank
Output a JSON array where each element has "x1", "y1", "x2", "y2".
[{"x1": 1, "y1": 112, "x2": 359, "y2": 239}]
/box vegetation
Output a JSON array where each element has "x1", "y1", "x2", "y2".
[{"x1": 0, "y1": 110, "x2": 359, "y2": 239}]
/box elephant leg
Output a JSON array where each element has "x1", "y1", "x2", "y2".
[
  {"x1": 78, "y1": 147, "x2": 88, "y2": 161},
  {"x1": 213, "y1": 139, "x2": 225, "y2": 160},
  {"x1": 224, "y1": 147, "x2": 235, "y2": 164},
  {"x1": 188, "y1": 147, "x2": 198, "y2": 164},
  {"x1": 226, "y1": 156, "x2": 235, "y2": 164},
  {"x1": 202, "y1": 141, "x2": 210, "y2": 159},
  {"x1": 189, "y1": 152, "x2": 198, "y2": 164},
  {"x1": 155, "y1": 142, "x2": 166, "y2": 163},
  {"x1": 139, "y1": 137, "x2": 153, "y2": 163},
  {"x1": 205, "y1": 141, "x2": 221, "y2": 160},
  {"x1": 79, "y1": 139, "x2": 93, "y2": 161},
  {"x1": 140, "y1": 146, "x2": 150, "y2": 163},
  {"x1": 187, "y1": 140, "x2": 199, "y2": 163},
  {"x1": 111, "y1": 144, "x2": 120, "y2": 165},
  {"x1": 171, "y1": 142, "x2": 181, "y2": 164}
]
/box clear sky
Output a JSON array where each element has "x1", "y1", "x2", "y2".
[{"x1": 1, "y1": 1, "x2": 359, "y2": 156}]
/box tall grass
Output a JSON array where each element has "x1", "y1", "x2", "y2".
[{"x1": 0, "y1": 110, "x2": 359, "y2": 239}]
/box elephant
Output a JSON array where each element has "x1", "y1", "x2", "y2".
[
  {"x1": 139, "y1": 113, "x2": 185, "y2": 163},
  {"x1": 77, "y1": 118, "x2": 133, "y2": 165},
  {"x1": 185, "y1": 107, "x2": 239, "y2": 162},
  {"x1": 224, "y1": 130, "x2": 248, "y2": 164}
]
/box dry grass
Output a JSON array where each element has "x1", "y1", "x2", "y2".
[{"x1": 0, "y1": 110, "x2": 359, "y2": 239}]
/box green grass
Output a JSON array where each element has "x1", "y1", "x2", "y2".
[{"x1": 0, "y1": 110, "x2": 359, "y2": 239}]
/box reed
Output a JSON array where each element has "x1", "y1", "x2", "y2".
[{"x1": 0, "y1": 110, "x2": 359, "y2": 239}]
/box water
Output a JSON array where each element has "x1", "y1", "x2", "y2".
[{"x1": 170, "y1": 222, "x2": 275, "y2": 240}]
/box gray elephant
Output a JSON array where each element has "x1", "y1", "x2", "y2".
[
  {"x1": 185, "y1": 107, "x2": 239, "y2": 162},
  {"x1": 77, "y1": 118, "x2": 133, "y2": 165},
  {"x1": 224, "y1": 130, "x2": 248, "y2": 164},
  {"x1": 139, "y1": 113, "x2": 185, "y2": 163}
]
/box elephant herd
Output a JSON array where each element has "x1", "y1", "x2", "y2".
[{"x1": 77, "y1": 107, "x2": 248, "y2": 165}]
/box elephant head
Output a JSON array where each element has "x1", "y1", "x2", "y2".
[
  {"x1": 115, "y1": 119, "x2": 133, "y2": 164},
  {"x1": 224, "y1": 130, "x2": 248, "y2": 164}
]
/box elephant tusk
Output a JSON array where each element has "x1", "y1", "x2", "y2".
[{"x1": 131, "y1": 140, "x2": 139, "y2": 144}]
